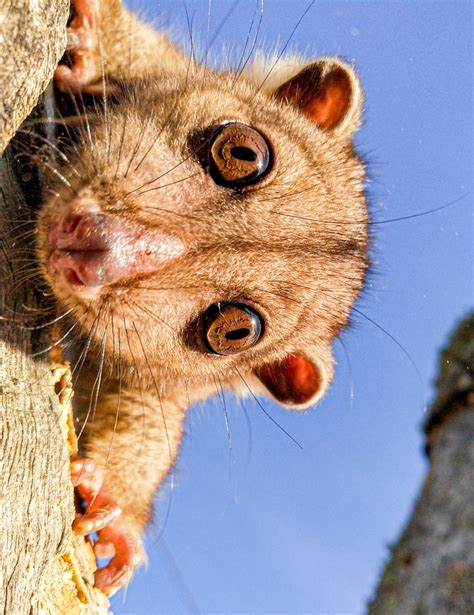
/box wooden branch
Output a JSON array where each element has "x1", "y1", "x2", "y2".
[
  {"x1": 369, "y1": 312, "x2": 474, "y2": 614},
  {"x1": 0, "y1": 2, "x2": 109, "y2": 612},
  {"x1": 0, "y1": 157, "x2": 109, "y2": 614},
  {"x1": 0, "y1": 0, "x2": 69, "y2": 153}
]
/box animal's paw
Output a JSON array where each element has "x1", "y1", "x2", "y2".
[
  {"x1": 55, "y1": 0, "x2": 101, "y2": 94},
  {"x1": 71, "y1": 457, "x2": 144, "y2": 595}
]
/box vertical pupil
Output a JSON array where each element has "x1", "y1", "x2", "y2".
[
  {"x1": 225, "y1": 327, "x2": 250, "y2": 341},
  {"x1": 230, "y1": 146, "x2": 257, "y2": 162},
  {"x1": 202, "y1": 301, "x2": 264, "y2": 355},
  {"x1": 207, "y1": 123, "x2": 271, "y2": 187}
]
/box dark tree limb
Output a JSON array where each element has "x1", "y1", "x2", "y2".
[{"x1": 369, "y1": 312, "x2": 474, "y2": 614}]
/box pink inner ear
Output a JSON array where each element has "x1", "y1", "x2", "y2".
[
  {"x1": 303, "y1": 74, "x2": 351, "y2": 129},
  {"x1": 275, "y1": 66, "x2": 352, "y2": 130},
  {"x1": 255, "y1": 354, "x2": 322, "y2": 406}
]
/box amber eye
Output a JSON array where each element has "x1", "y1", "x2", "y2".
[
  {"x1": 202, "y1": 302, "x2": 264, "y2": 355},
  {"x1": 209, "y1": 123, "x2": 271, "y2": 187}
]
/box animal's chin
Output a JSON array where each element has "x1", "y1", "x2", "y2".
[{"x1": 44, "y1": 198, "x2": 185, "y2": 298}]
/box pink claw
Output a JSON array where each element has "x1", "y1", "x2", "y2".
[
  {"x1": 55, "y1": 0, "x2": 98, "y2": 93},
  {"x1": 94, "y1": 520, "x2": 143, "y2": 593},
  {"x1": 71, "y1": 457, "x2": 143, "y2": 594}
]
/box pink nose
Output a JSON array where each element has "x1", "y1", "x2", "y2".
[
  {"x1": 47, "y1": 207, "x2": 184, "y2": 295},
  {"x1": 48, "y1": 212, "x2": 109, "y2": 253}
]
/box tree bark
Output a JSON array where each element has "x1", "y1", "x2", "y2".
[
  {"x1": 0, "y1": 2, "x2": 109, "y2": 613},
  {"x1": 0, "y1": 0, "x2": 70, "y2": 154},
  {"x1": 369, "y1": 312, "x2": 474, "y2": 614}
]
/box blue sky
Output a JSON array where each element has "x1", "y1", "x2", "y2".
[{"x1": 114, "y1": 2, "x2": 473, "y2": 613}]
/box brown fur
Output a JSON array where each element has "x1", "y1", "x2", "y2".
[{"x1": 36, "y1": 0, "x2": 369, "y2": 583}]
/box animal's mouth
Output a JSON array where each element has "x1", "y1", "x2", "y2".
[{"x1": 46, "y1": 203, "x2": 184, "y2": 297}]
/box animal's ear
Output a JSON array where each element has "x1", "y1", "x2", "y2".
[
  {"x1": 273, "y1": 58, "x2": 363, "y2": 138},
  {"x1": 253, "y1": 350, "x2": 333, "y2": 410}
]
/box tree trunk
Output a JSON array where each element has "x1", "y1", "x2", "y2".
[
  {"x1": 0, "y1": 2, "x2": 109, "y2": 613},
  {"x1": 0, "y1": 0, "x2": 69, "y2": 154},
  {"x1": 369, "y1": 312, "x2": 474, "y2": 614}
]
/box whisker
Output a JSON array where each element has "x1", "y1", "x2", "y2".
[
  {"x1": 12, "y1": 142, "x2": 74, "y2": 191},
  {"x1": 86, "y1": 0, "x2": 111, "y2": 170},
  {"x1": 213, "y1": 375, "x2": 233, "y2": 479},
  {"x1": 234, "y1": 366, "x2": 303, "y2": 449},
  {"x1": 269, "y1": 209, "x2": 367, "y2": 227},
  {"x1": 268, "y1": 193, "x2": 467, "y2": 227},
  {"x1": 337, "y1": 337, "x2": 354, "y2": 412},
  {"x1": 102, "y1": 318, "x2": 122, "y2": 478},
  {"x1": 183, "y1": 3, "x2": 198, "y2": 74},
  {"x1": 158, "y1": 538, "x2": 201, "y2": 614},
  {"x1": 368, "y1": 193, "x2": 469, "y2": 225},
  {"x1": 233, "y1": 0, "x2": 264, "y2": 83},
  {"x1": 204, "y1": 0, "x2": 212, "y2": 71},
  {"x1": 206, "y1": 0, "x2": 241, "y2": 56},
  {"x1": 1, "y1": 218, "x2": 38, "y2": 234},
  {"x1": 125, "y1": 113, "x2": 154, "y2": 177},
  {"x1": 125, "y1": 297, "x2": 177, "y2": 333},
  {"x1": 77, "y1": 325, "x2": 108, "y2": 441},
  {"x1": 57, "y1": 303, "x2": 105, "y2": 399},
  {"x1": 131, "y1": 91, "x2": 185, "y2": 175},
  {"x1": 30, "y1": 311, "x2": 88, "y2": 356},
  {"x1": 114, "y1": 112, "x2": 128, "y2": 180},
  {"x1": 131, "y1": 320, "x2": 175, "y2": 543},
  {"x1": 63, "y1": 82, "x2": 98, "y2": 173},
  {"x1": 120, "y1": 304, "x2": 148, "y2": 469},
  {"x1": 352, "y1": 306, "x2": 425, "y2": 409},
  {"x1": 7, "y1": 228, "x2": 38, "y2": 244},
  {"x1": 53, "y1": 94, "x2": 97, "y2": 169},
  {"x1": 136, "y1": 171, "x2": 202, "y2": 197},
  {"x1": 253, "y1": 0, "x2": 315, "y2": 96},
  {"x1": 22, "y1": 306, "x2": 75, "y2": 330},
  {"x1": 139, "y1": 206, "x2": 201, "y2": 222},
  {"x1": 124, "y1": 154, "x2": 195, "y2": 198},
  {"x1": 15, "y1": 128, "x2": 83, "y2": 180}
]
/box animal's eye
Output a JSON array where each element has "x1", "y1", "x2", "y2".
[
  {"x1": 208, "y1": 123, "x2": 271, "y2": 187},
  {"x1": 202, "y1": 302, "x2": 264, "y2": 355}
]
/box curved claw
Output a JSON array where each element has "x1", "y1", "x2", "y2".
[
  {"x1": 54, "y1": 0, "x2": 99, "y2": 94},
  {"x1": 73, "y1": 503, "x2": 121, "y2": 535},
  {"x1": 94, "y1": 535, "x2": 116, "y2": 559},
  {"x1": 71, "y1": 457, "x2": 143, "y2": 595},
  {"x1": 94, "y1": 519, "x2": 144, "y2": 594}
]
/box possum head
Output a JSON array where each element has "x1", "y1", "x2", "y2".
[{"x1": 37, "y1": 57, "x2": 368, "y2": 408}]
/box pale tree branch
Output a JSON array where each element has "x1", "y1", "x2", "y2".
[
  {"x1": 0, "y1": 1, "x2": 69, "y2": 154},
  {"x1": 0, "y1": 1, "x2": 109, "y2": 613}
]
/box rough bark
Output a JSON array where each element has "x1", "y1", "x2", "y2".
[
  {"x1": 0, "y1": 2, "x2": 109, "y2": 613},
  {"x1": 369, "y1": 312, "x2": 474, "y2": 615},
  {"x1": 0, "y1": 0, "x2": 69, "y2": 154},
  {"x1": 0, "y1": 157, "x2": 110, "y2": 615}
]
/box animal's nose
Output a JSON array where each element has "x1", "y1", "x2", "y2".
[{"x1": 47, "y1": 199, "x2": 184, "y2": 297}]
